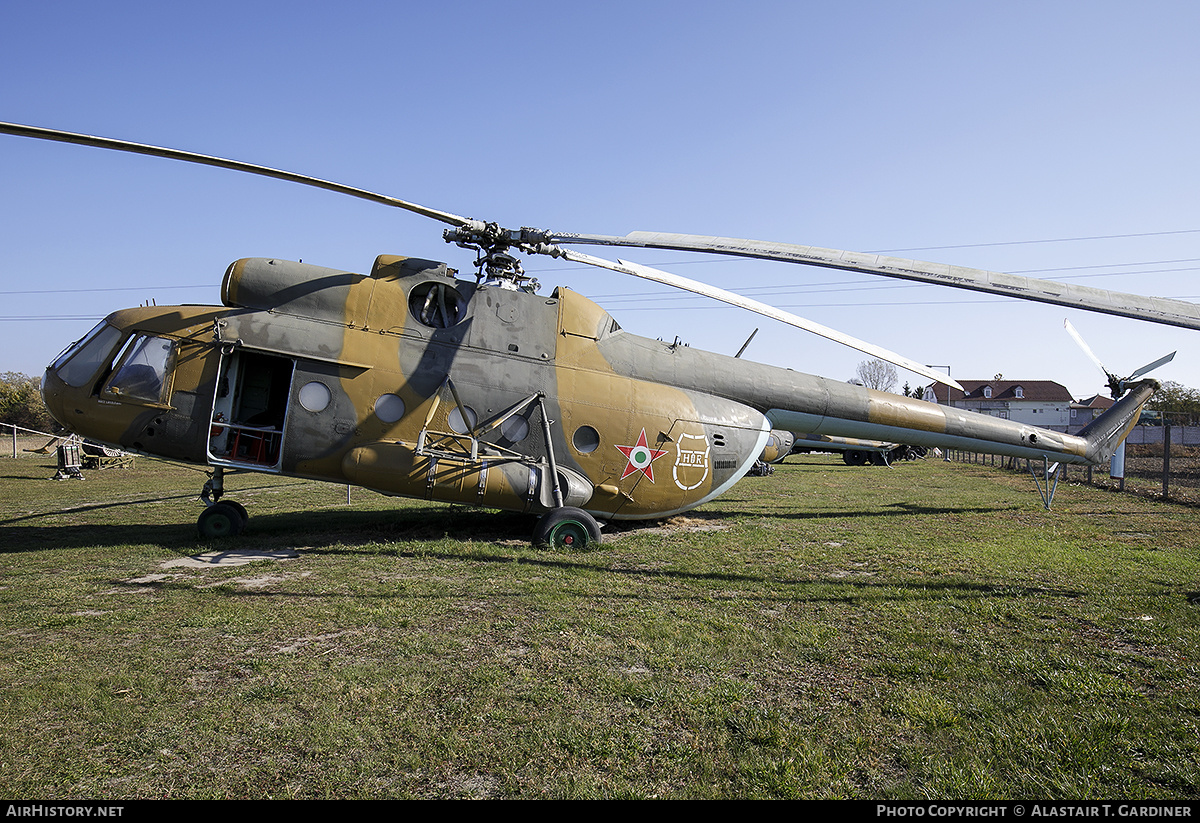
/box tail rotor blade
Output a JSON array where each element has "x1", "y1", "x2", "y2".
[
  {"x1": 1065, "y1": 319, "x2": 1175, "y2": 397},
  {"x1": 1064, "y1": 319, "x2": 1111, "y2": 379},
  {"x1": 1128, "y1": 351, "x2": 1176, "y2": 381}
]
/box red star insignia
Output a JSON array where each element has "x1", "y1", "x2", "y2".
[{"x1": 616, "y1": 428, "x2": 669, "y2": 482}]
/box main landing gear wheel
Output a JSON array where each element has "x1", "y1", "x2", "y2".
[
  {"x1": 533, "y1": 507, "x2": 602, "y2": 550},
  {"x1": 197, "y1": 500, "x2": 247, "y2": 538}
]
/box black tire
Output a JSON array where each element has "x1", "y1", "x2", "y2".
[
  {"x1": 221, "y1": 500, "x2": 249, "y2": 528},
  {"x1": 197, "y1": 501, "x2": 245, "y2": 539},
  {"x1": 843, "y1": 450, "x2": 868, "y2": 466},
  {"x1": 533, "y1": 507, "x2": 602, "y2": 550}
]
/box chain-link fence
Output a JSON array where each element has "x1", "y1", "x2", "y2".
[
  {"x1": 945, "y1": 414, "x2": 1200, "y2": 505},
  {"x1": 1097, "y1": 417, "x2": 1200, "y2": 504}
]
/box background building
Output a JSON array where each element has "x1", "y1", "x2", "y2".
[
  {"x1": 926, "y1": 379, "x2": 1074, "y2": 432},
  {"x1": 1070, "y1": 394, "x2": 1115, "y2": 433}
]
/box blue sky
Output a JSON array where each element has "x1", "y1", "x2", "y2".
[{"x1": 3, "y1": 1, "x2": 1199, "y2": 400}]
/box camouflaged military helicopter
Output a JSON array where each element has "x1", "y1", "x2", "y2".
[{"x1": 4, "y1": 121, "x2": 1195, "y2": 548}]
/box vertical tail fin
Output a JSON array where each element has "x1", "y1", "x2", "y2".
[{"x1": 1077, "y1": 380, "x2": 1159, "y2": 464}]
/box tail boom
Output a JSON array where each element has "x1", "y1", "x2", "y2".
[{"x1": 765, "y1": 380, "x2": 1159, "y2": 467}]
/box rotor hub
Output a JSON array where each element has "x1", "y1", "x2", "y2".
[{"x1": 443, "y1": 225, "x2": 555, "y2": 289}]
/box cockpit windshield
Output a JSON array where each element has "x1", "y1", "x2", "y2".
[{"x1": 51, "y1": 322, "x2": 124, "y2": 388}]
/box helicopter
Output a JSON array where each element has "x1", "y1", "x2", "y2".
[{"x1": 1, "y1": 122, "x2": 1184, "y2": 548}]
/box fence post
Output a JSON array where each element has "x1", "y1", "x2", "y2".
[
  {"x1": 1163, "y1": 421, "x2": 1172, "y2": 499},
  {"x1": 1112, "y1": 441, "x2": 1126, "y2": 492}
]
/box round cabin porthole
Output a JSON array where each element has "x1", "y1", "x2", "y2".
[
  {"x1": 501, "y1": 414, "x2": 530, "y2": 443},
  {"x1": 374, "y1": 393, "x2": 406, "y2": 423},
  {"x1": 449, "y1": 406, "x2": 477, "y2": 434},
  {"x1": 573, "y1": 425, "x2": 600, "y2": 454},
  {"x1": 298, "y1": 381, "x2": 332, "y2": 413}
]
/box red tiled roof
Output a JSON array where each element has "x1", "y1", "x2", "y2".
[
  {"x1": 1072, "y1": 394, "x2": 1114, "y2": 410},
  {"x1": 929, "y1": 379, "x2": 1073, "y2": 404}
]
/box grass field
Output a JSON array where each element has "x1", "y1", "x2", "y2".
[{"x1": 1, "y1": 451, "x2": 1199, "y2": 799}]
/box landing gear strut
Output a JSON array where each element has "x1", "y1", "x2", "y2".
[{"x1": 198, "y1": 467, "x2": 249, "y2": 538}]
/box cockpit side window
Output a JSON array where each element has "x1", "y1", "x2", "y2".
[
  {"x1": 53, "y1": 322, "x2": 124, "y2": 388},
  {"x1": 105, "y1": 335, "x2": 177, "y2": 404}
]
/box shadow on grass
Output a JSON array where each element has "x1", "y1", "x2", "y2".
[
  {"x1": 712, "y1": 497, "x2": 1022, "y2": 519},
  {"x1": 0, "y1": 494, "x2": 1024, "y2": 556},
  {"x1": 0, "y1": 491, "x2": 204, "y2": 526},
  {"x1": 0, "y1": 503, "x2": 540, "y2": 553},
  {"x1": 107, "y1": 551, "x2": 1088, "y2": 606},
  {"x1": 3, "y1": 500, "x2": 1090, "y2": 605},
  {"x1": 780, "y1": 501, "x2": 1023, "y2": 519},
  {"x1": 6, "y1": 480, "x2": 1003, "y2": 552}
]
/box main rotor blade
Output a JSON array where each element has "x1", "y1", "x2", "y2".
[
  {"x1": 0, "y1": 121, "x2": 478, "y2": 230},
  {"x1": 549, "y1": 231, "x2": 1200, "y2": 332},
  {"x1": 556, "y1": 248, "x2": 964, "y2": 391}
]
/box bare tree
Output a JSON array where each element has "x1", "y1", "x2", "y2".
[{"x1": 854, "y1": 359, "x2": 898, "y2": 393}]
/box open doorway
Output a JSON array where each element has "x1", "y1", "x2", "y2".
[{"x1": 207, "y1": 350, "x2": 295, "y2": 470}]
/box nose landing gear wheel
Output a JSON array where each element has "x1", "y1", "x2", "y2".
[
  {"x1": 533, "y1": 507, "x2": 602, "y2": 550},
  {"x1": 197, "y1": 501, "x2": 247, "y2": 538},
  {"x1": 223, "y1": 500, "x2": 249, "y2": 529}
]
